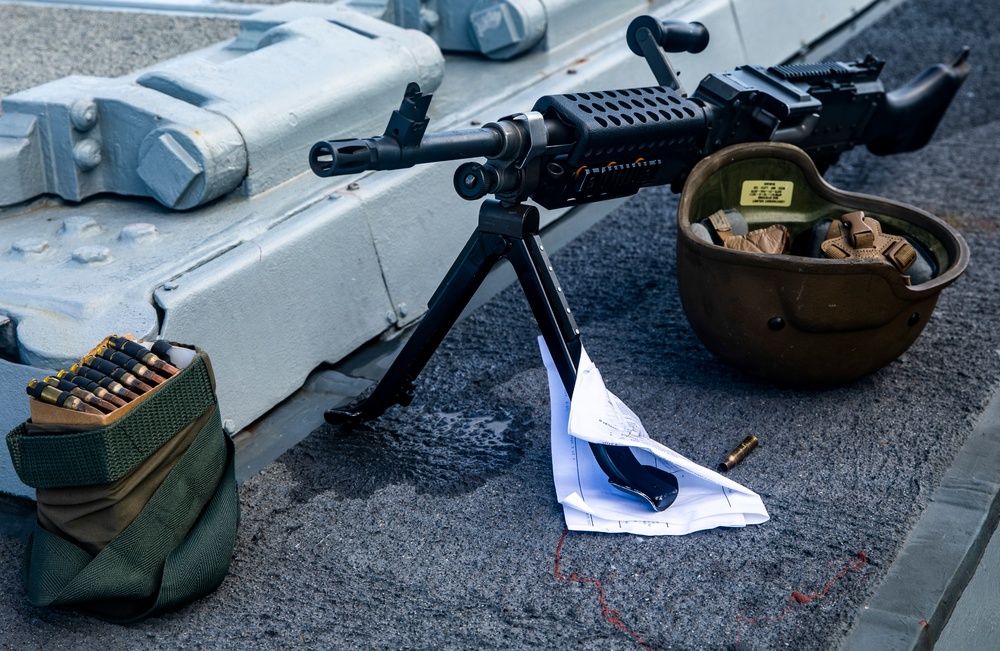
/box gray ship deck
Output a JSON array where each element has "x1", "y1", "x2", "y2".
[{"x1": 1, "y1": 0, "x2": 998, "y2": 649}]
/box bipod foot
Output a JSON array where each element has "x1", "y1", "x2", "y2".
[
  {"x1": 324, "y1": 380, "x2": 416, "y2": 425},
  {"x1": 596, "y1": 443, "x2": 679, "y2": 512},
  {"x1": 609, "y1": 466, "x2": 679, "y2": 511}
]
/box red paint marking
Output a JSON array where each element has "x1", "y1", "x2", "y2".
[
  {"x1": 554, "y1": 528, "x2": 656, "y2": 651},
  {"x1": 735, "y1": 551, "x2": 870, "y2": 642}
]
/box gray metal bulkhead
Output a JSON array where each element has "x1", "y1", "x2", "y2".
[{"x1": 0, "y1": 3, "x2": 445, "y2": 210}]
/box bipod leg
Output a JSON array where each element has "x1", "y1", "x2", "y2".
[
  {"x1": 497, "y1": 202, "x2": 678, "y2": 513},
  {"x1": 325, "y1": 213, "x2": 508, "y2": 423},
  {"x1": 326, "y1": 199, "x2": 677, "y2": 512}
]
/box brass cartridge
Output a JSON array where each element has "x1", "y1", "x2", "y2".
[
  {"x1": 26, "y1": 379, "x2": 101, "y2": 414},
  {"x1": 107, "y1": 335, "x2": 179, "y2": 376},
  {"x1": 95, "y1": 346, "x2": 167, "y2": 384},
  {"x1": 56, "y1": 370, "x2": 128, "y2": 408},
  {"x1": 718, "y1": 435, "x2": 759, "y2": 472},
  {"x1": 81, "y1": 356, "x2": 154, "y2": 393},
  {"x1": 70, "y1": 364, "x2": 141, "y2": 401},
  {"x1": 42, "y1": 376, "x2": 117, "y2": 413}
]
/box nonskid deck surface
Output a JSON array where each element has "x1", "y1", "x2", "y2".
[{"x1": 2, "y1": 0, "x2": 999, "y2": 649}]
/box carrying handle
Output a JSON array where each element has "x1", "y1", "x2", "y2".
[
  {"x1": 626, "y1": 17, "x2": 709, "y2": 56},
  {"x1": 626, "y1": 16, "x2": 710, "y2": 91}
]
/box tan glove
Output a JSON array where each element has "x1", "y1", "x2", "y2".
[
  {"x1": 724, "y1": 224, "x2": 790, "y2": 254},
  {"x1": 705, "y1": 209, "x2": 790, "y2": 254}
]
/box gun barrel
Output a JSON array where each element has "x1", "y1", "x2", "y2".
[{"x1": 310, "y1": 127, "x2": 507, "y2": 178}]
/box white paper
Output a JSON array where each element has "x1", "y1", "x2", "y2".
[{"x1": 540, "y1": 337, "x2": 769, "y2": 535}]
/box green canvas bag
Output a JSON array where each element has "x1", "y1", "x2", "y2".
[{"x1": 6, "y1": 348, "x2": 239, "y2": 622}]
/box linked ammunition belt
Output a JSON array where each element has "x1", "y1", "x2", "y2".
[
  {"x1": 5, "y1": 340, "x2": 239, "y2": 622},
  {"x1": 8, "y1": 353, "x2": 211, "y2": 488},
  {"x1": 21, "y1": 336, "x2": 180, "y2": 420}
]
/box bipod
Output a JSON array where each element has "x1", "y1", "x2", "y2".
[{"x1": 325, "y1": 199, "x2": 678, "y2": 512}]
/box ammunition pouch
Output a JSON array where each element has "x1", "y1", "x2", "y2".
[{"x1": 5, "y1": 347, "x2": 239, "y2": 622}]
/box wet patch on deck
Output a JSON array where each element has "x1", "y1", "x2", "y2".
[{"x1": 280, "y1": 408, "x2": 531, "y2": 502}]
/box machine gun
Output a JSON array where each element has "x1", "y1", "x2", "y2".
[{"x1": 309, "y1": 16, "x2": 970, "y2": 513}]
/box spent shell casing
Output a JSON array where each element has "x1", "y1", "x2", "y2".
[
  {"x1": 70, "y1": 364, "x2": 141, "y2": 401},
  {"x1": 26, "y1": 379, "x2": 101, "y2": 414},
  {"x1": 107, "y1": 335, "x2": 179, "y2": 376},
  {"x1": 57, "y1": 370, "x2": 128, "y2": 408},
  {"x1": 718, "y1": 435, "x2": 759, "y2": 472},
  {"x1": 43, "y1": 376, "x2": 117, "y2": 413},
  {"x1": 95, "y1": 346, "x2": 167, "y2": 384},
  {"x1": 82, "y1": 356, "x2": 154, "y2": 393}
]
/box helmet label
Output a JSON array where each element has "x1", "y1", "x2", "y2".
[{"x1": 740, "y1": 180, "x2": 793, "y2": 207}]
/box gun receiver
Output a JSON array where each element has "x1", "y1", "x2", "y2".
[
  {"x1": 311, "y1": 45, "x2": 969, "y2": 209},
  {"x1": 309, "y1": 16, "x2": 969, "y2": 512}
]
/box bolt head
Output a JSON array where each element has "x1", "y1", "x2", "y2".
[
  {"x1": 72, "y1": 139, "x2": 102, "y2": 171},
  {"x1": 137, "y1": 129, "x2": 205, "y2": 209},
  {"x1": 119, "y1": 223, "x2": 158, "y2": 244},
  {"x1": 469, "y1": 0, "x2": 544, "y2": 59},
  {"x1": 12, "y1": 237, "x2": 49, "y2": 255},
  {"x1": 72, "y1": 245, "x2": 111, "y2": 264},
  {"x1": 59, "y1": 216, "x2": 100, "y2": 237},
  {"x1": 70, "y1": 99, "x2": 99, "y2": 132}
]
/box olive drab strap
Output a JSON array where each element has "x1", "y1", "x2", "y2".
[
  {"x1": 707, "y1": 209, "x2": 735, "y2": 241},
  {"x1": 821, "y1": 211, "x2": 919, "y2": 278}
]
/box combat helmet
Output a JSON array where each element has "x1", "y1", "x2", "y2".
[{"x1": 675, "y1": 142, "x2": 969, "y2": 386}]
